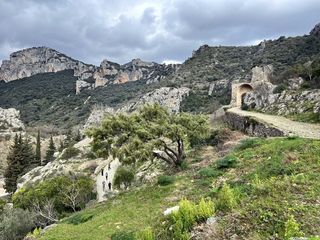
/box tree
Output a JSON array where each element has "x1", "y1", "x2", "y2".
[
  {"x1": 44, "y1": 136, "x2": 56, "y2": 165},
  {"x1": 74, "y1": 129, "x2": 82, "y2": 142},
  {"x1": 35, "y1": 130, "x2": 41, "y2": 165},
  {"x1": 4, "y1": 135, "x2": 21, "y2": 193},
  {"x1": 113, "y1": 166, "x2": 134, "y2": 190},
  {"x1": 88, "y1": 104, "x2": 209, "y2": 167},
  {"x1": 4, "y1": 134, "x2": 35, "y2": 193}
]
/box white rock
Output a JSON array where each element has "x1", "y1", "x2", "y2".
[{"x1": 164, "y1": 206, "x2": 179, "y2": 215}]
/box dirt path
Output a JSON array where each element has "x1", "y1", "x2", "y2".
[{"x1": 227, "y1": 108, "x2": 320, "y2": 139}]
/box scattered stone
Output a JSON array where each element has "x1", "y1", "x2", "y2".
[
  {"x1": 163, "y1": 206, "x2": 179, "y2": 215},
  {"x1": 206, "y1": 216, "x2": 217, "y2": 225}
]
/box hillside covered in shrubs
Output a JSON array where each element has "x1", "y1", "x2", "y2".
[{"x1": 37, "y1": 137, "x2": 320, "y2": 240}]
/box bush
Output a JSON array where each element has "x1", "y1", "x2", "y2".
[
  {"x1": 0, "y1": 199, "x2": 6, "y2": 214},
  {"x1": 136, "y1": 227, "x2": 155, "y2": 240},
  {"x1": 13, "y1": 175, "x2": 95, "y2": 219},
  {"x1": 157, "y1": 175, "x2": 175, "y2": 186},
  {"x1": 61, "y1": 147, "x2": 80, "y2": 159},
  {"x1": 196, "y1": 198, "x2": 215, "y2": 222},
  {"x1": 273, "y1": 84, "x2": 286, "y2": 94},
  {"x1": 215, "y1": 184, "x2": 237, "y2": 212},
  {"x1": 216, "y1": 156, "x2": 237, "y2": 169},
  {"x1": 64, "y1": 212, "x2": 94, "y2": 225},
  {"x1": 0, "y1": 207, "x2": 35, "y2": 240},
  {"x1": 169, "y1": 198, "x2": 214, "y2": 239},
  {"x1": 284, "y1": 215, "x2": 304, "y2": 240},
  {"x1": 113, "y1": 167, "x2": 135, "y2": 189},
  {"x1": 111, "y1": 231, "x2": 136, "y2": 240},
  {"x1": 198, "y1": 167, "x2": 222, "y2": 178},
  {"x1": 235, "y1": 138, "x2": 259, "y2": 151}
]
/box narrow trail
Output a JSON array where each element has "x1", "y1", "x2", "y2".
[{"x1": 227, "y1": 108, "x2": 320, "y2": 139}]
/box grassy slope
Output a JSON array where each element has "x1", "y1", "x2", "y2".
[{"x1": 41, "y1": 137, "x2": 320, "y2": 240}]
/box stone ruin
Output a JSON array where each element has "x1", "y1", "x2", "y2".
[{"x1": 230, "y1": 65, "x2": 274, "y2": 107}]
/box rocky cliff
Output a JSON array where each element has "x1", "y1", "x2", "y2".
[
  {"x1": 77, "y1": 58, "x2": 179, "y2": 93},
  {"x1": 83, "y1": 87, "x2": 190, "y2": 130},
  {"x1": 0, "y1": 47, "x2": 96, "y2": 82},
  {"x1": 0, "y1": 47, "x2": 178, "y2": 94}
]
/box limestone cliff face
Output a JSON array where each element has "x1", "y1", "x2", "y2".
[
  {"x1": 0, "y1": 46, "x2": 179, "y2": 93},
  {"x1": 83, "y1": 87, "x2": 190, "y2": 130},
  {"x1": 0, "y1": 47, "x2": 96, "y2": 82},
  {"x1": 86, "y1": 58, "x2": 179, "y2": 91},
  {"x1": 0, "y1": 107, "x2": 25, "y2": 134}
]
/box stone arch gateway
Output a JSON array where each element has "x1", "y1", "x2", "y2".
[{"x1": 231, "y1": 83, "x2": 254, "y2": 107}]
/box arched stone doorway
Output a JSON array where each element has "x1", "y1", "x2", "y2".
[{"x1": 236, "y1": 83, "x2": 253, "y2": 107}]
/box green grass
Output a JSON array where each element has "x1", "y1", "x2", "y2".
[
  {"x1": 41, "y1": 137, "x2": 320, "y2": 240},
  {"x1": 288, "y1": 111, "x2": 320, "y2": 123},
  {"x1": 41, "y1": 185, "x2": 173, "y2": 240},
  {"x1": 213, "y1": 137, "x2": 320, "y2": 239}
]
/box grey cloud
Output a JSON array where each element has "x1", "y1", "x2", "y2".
[{"x1": 0, "y1": 0, "x2": 319, "y2": 65}]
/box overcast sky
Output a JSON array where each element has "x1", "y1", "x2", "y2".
[{"x1": 0, "y1": 0, "x2": 320, "y2": 65}]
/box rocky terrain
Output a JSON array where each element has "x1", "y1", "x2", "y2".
[
  {"x1": 0, "y1": 47, "x2": 95, "y2": 83},
  {"x1": 0, "y1": 24, "x2": 319, "y2": 131},
  {"x1": 83, "y1": 87, "x2": 190, "y2": 130},
  {"x1": 0, "y1": 47, "x2": 178, "y2": 94}
]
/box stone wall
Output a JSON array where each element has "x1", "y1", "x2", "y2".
[{"x1": 223, "y1": 111, "x2": 284, "y2": 137}]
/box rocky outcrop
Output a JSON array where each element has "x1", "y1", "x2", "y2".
[
  {"x1": 0, "y1": 107, "x2": 25, "y2": 134},
  {"x1": 243, "y1": 89, "x2": 320, "y2": 116},
  {"x1": 310, "y1": 23, "x2": 320, "y2": 37},
  {"x1": 208, "y1": 79, "x2": 229, "y2": 96},
  {"x1": 0, "y1": 47, "x2": 96, "y2": 82},
  {"x1": 83, "y1": 87, "x2": 190, "y2": 130},
  {"x1": 89, "y1": 58, "x2": 179, "y2": 91},
  {"x1": 251, "y1": 65, "x2": 273, "y2": 83},
  {"x1": 0, "y1": 47, "x2": 179, "y2": 93},
  {"x1": 123, "y1": 87, "x2": 190, "y2": 113}
]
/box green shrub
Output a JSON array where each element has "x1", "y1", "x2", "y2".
[
  {"x1": 136, "y1": 227, "x2": 155, "y2": 240},
  {"x1": 26, "y1": 227, "x2": 41, "y2": 239},
  {"x1": 235, "y1": 138, "x2": 259, "y2": 151},
  {"x1": 0, "y1": 207, "x2": 35, "y2": 240},
  {"x1": 273, "y1": 84, "x2": 286, "y2": 94},
  {"x1": 0, "y1": 199, "x2": 6, "y2": 214},
  {"x1": 169, "y1": 198, "x2": 214, "y2": 239},
  {"x1": 111, "y1": 231, "x2": 136, "y2": 240},
  {"x1": 13, "y1": 175, "x2": 95, "y2": 218},
  {"x1": 215, "y1": 184, "x2": 237, "y2": 212},
  {"x1": 171, "y1": 199, "x2": 196, "y2": 239},
  {"x1": 157, "y1": 175, "x2": 175, "y2": 186},
  {"x1": 198, "y1": 167, "x2": 222, "y2": 178},
  {"x1": 216, "y1": 156, "x2": 237, "y2": 169},
  {"x1": 64, "y1": 212, "x2": 94, "y2": 225},
  {"x1": 284, "y1": 215, "x2": 304, "y2": 240},
  {"x1": 61, "y1": 147, "x2": 81, "y2": 159},
  {"x1": 113, "y1": 166, "x2": 135, "y2": 189},
  {"x1": 196, "y1": 198, "x2": 215, "y2": 222}
]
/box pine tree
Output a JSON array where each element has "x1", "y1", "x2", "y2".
[
  {"x1": 35, "y1": 130, "x2": 41, "y2": 165},
  {"x1": 44, "y1": 136, "x2": 56, "y2": 165},
  {"x1": 4, "y1": 134, "x2": 21, "y2": 193},
  {"x1": 74, "y1": 129, "x2": 82, "y2": 142},
  {"x1": 4, "y1": 134, "x2": 36, "y2": 193},
  {"x1": 23, "y1": 136, "x2": 37, "y2": 169},
  {"x1": 59, "y1": 139, "x2": 65, "y2": 152},
  {"x1": 64, "y1": 129, "x2": 73, "y2": 148}
]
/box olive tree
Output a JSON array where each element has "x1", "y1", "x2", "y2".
[{"x1": 87, "y1": 104, "x2": 209, "y2": 167}]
